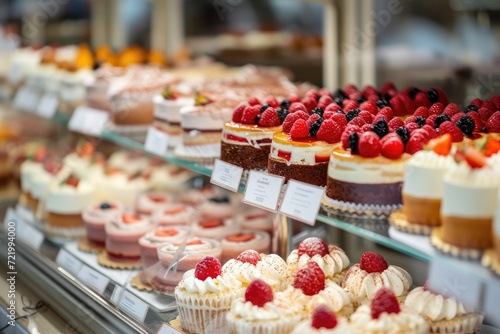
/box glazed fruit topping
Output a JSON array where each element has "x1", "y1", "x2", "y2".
[
  {"x1": 236, "y1": 249, "x2": 261, "y2": 265},
  {"x1": 485, "y1": 111, "x2": 500, "y2": 133},
  {"x1": 232, "y1": 104, "x2": 247, "y2": 123},
  {"x1": 360, "y1": 252, "x2": 388, "y2": 273},
  {"x1": 427, "y1": 133, "x2": 452, "y2": 156},
  {"x1": 438, "y1": 121, "x2": 463, "y2": 142},
  {"x1": 149, "y1": 194, "x2": 167, "y2": 202},
  {"x1": 65, "y1": 175, "x2": 79, "y2": 188},
  {"x1": 371, "y1": 288, "x2": 401, "y2": 319},
  {"x1": 154, "y1": 229, "x2": 179, "y2": 237},
  {"x1": 245, "y1": 279, "x2": 273, "y2": 307},
  {"x1": 199, "y1": 220, "x2": 224, "y2": 228},
  {"x1": 316, "y1": 119, "x2": 343, "y2": 144},
  {"x1": 226, "y1": 233, "x2": 256, "y2": 243},
  {"x1": 76, "y1": 140, "x2": 95, "y2": 157},
  {"x1": 380, "y1": 134, "x2": 404, "y2": 159},
  {"x1": 483, "y1": 136, "x2": 500, "y2": 157},
  {"x1": 293, "y1": 262, "x2": 325, "y2": 296},
  {"x1": 258, "y1": 107, "x2": 281, "y2": 127},
  {"x1": 164, "y1": 206, "x2": 186, "y2": 214},
  {"x1": 311, "y1": 305, "x2": 338, "y2": 329},
  {"x1": 122, "y1": 214, "x2": 141, "y2": 224},
  {"x1": 297, "y1": 237, "x2": 329, "y2": 257},
  {"x1": 194, "y1": 256, "x2": 221, "y2": 281},
  {"x1": 241, "y1": 105, "x2": 261, "y2": 124}
]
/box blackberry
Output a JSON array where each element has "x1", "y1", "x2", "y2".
[
  {"x1": 456, "y1": 115, "x2": 475, "y2": 136},
  {"x1": 427, "y1": 88, "x2": 439, "y2": 104},
  {"x1": 334, "y1": 97, "x2": 344, "y2": 106},
  {"x1": 435, "y1": 114, "x2": 451, "y2": 129},
  {"x1": 408, "y1": 87, "x2": 420, "y2": 100},
  {"x1": 356, "y1": 96, "x2": 367, "y2": 104},
  {"x1": 309, "y1": 118, "x2": 324, "y2": 137},
  {"x1": 349, "y1": 133, "x2": 359, "y2": 153},
  {"x1": 100, "y1": 202, "x2": 112, "y2": 209},
  {"x1": 371, "y1": 119, "x2": 389, "y2": 138},
  {"x1": 277, "y1": 108, "x2": 288, "y2": 123},
  {"x1": 260, "y1": 104, "x2": 270, "y2": 113},
  {"x1": 280, "y1": 99, "x2": 291, "y2": 109},
  {"x1": 254, "y1": 114, "x2": 260, "y2": 123},
  {"x1": 346, "y1": 108, "x2": 361, "y2": 122},
  {"x1": 396, "y1": 127, "x2": 410, "y2": 144},
  {"x1": 209, "y1": 196, "x2": 230, "y2": 203},
  {"x1": 464, "y1": 105, "x2": 478, "y2": 113},
  {"x1": 376, "y1": 99, "x2": 390, "y2": 108},
  {"x1": 383, "y1": 93, "x2": 392, "y2": 102},
  {"x1": 311, "y1": 107, "x2": 324, "y2": 117},
  {"x1": 415, "y1": 116, "x2": 426, "y2": 127},
  {"x1": 332, "y1": 89, "x2": 347, "y2": 99}
]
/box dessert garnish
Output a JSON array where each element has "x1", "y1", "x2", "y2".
[
  {"x1": 245, "y1": 279, "x2": 273, "y2": 307},
  {"x1": 426, "y1": 133, "x2": 452, "y2": 156},
  {"x1": 164, "y1": 206, "x2": 186, "y2": 214},
  {"x1": 33, "y1": 146, "x2": 48, "y2": 163},
  {"x1": 148, "y1": 194, "x2": 167, "y2": 203},
  {"x1": 161, "y1": 86, "x2": 178, "y2": 100},
  {"x1": 194, "y1": 91, "x2": 211, "y2": 106},
  {"x1": 154, "y1": 229, "x2": 179, "y2": 237},
  {"x1": 225, "y1": 233, "x2": 255, "y2": 242},
  {"x1": 293, "y1": 262, "x2": 325, "y2": 296},
  {"x1": 199, "y1": 219, "x2": 224, "y2": 228},
  {"x1": 194, "y1": 256, "x2": 221, "y2": 280},
  {"x1": 297, "y1": 237, "x2": 329, "y2": 257},
  {"x1": 99, "y1": 202, "x2": 113, "y2": 210},
  {"x1": 236, "y1": 250, "x2": 261, "y2": 265},
  {"x1": 122, "y1": 214, "x2": 141, "y2": 224},
  {"x1": 76, "y1": 140, "x2": 95, "y2": 157},
  {"x1": 359, "y1": 252, "x2": 388, "y2": 273},
  {"x1": 370, "y1": 288, "x2": 401, "y2": 319},
  {"x1": 63, "y1": 174, "x2": 79, "y2": 188},
  {"x1": 311, "y1": 305, "x2": 338, "y2": 329}
]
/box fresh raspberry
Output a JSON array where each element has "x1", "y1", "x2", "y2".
[
  {"x1": 372, "y1": 114, "x2": 388, "y2": 123},
  {"x1": 390, "y1": 96, "x2": 405, "y2": 116},
  {"x1": 486, "y1": 111, "x2": 500, "y2": 133},
  {"x1": 329, "y1": 112, "x2": 348, "y2": 128},
  {"x1": 404, "y1": 116, "x2": 417, "y2": 126},
  {"x1": 451, "y1": 112, "x2": 466, "y2": 124},
  {"x1": 414, "y1": 92, "x2": 431, "y2": 108},
  {"x1": 293, "y1": 262, "x2": 325, "y2": 296},
  {"x1": 348, "y1": 91, "x2": 362, "y2": 101},
  {"x1": 344, "y1": 84, "x2": 358, "y2": 95},
  {"x1": 412, "y1": 129, "x2": 430, "y2": 141},
  {"x1": 434, "y1": 87, "x2": 449, "y2": 105},
  {"x1": 265, "y1": 96, "x2": 279, "y2": 108},
  {"x1": 236, "y1": 250, "x2": 261, "y2": 265},
  {"x1": 378, "y1": 107, "x2": 394, "y2": 120},
  {"x1": 402, "y1": 95, "x2": 416, "y2": 114},
  {"x1": 324, "y1": 104, "x2": 343, "y2": 113},
  {"x1": 360, "y1": 100, "x2": 378, "y2": 115},
  {"x1": 413, "y1": 106, "x2": 429, "y2": 119},
  {"x1": 194, "y1": 256, "x2": 221, "y2": 280},
  {"x1": 388, "y1": 117, "x2": 404, "y2": 131},
  {"x1": 302, "y1": 98, "x2": 317, "y2": 112},
  {"x1": 349, "y1": 116, "x2": 366, "y2": 127},
  {"x1": 405, "y1": 132, "x2": 427, "y2": 154},
  {"x1": 381, "y1": 82, "x2": 396, "y2": 95},
  {"x1": 232, "y1": 103, "x2": 247, "y2": 123},
  {"x1": 318, "y1": 95, "x2": 334, "y2": 110},
  {"x1": 439, "y1": 121, "x2": 464, "y2": 142},
  {"x1": 305, "y1": 90, "x2": 320, "y2": 101},
  {"x1": 467, "y1": 112, "x2": 482, "y2": 133},
  {"x1": 290, "y1": 119, "x2": 310, "y2": 139},
  {"x1": 380, "y1": 135, "x2": 404, "y2": 159},
  {"x1": 490, "y1": 96, "x2": 500, "y2": 109},
  {"x1": 479, "y1": 107, "x2": 495, "y2": 123},
  {"x1": 362, "y1": 85, "x2": 378, "y2": 97},
  {"x1": 482, "y1": 101, "x2": 497, "y2": 112},
  {"x1": 426, "y1": 114, "x2": 437, "y2": 127},
  {"x1": 405, "y1": 122, "x2": 420, "y2": 134},
  {"x1": 428, "y1": 103, "x2": 444, "y2": 116},
  {"x1": 443, "y1": 103, "x2": 460, "y2": 117},
  {"x1": 248, "y1": 97, "x2": 260, "y2": 106},
  {"x1": 306, "y1": 113, "x2": 321, "y2": 126},
  {"x1": 241, "y1": 105, "x2": 261, "y2": 124},
  {"x1": 343, "y1": 99, "x2": 358, "y2": 112},
  {"x1": 371, "y1": 288, "x2": 401, "y2": 319},
  {"x1": 319, "y1": 88, "x2": 331, "y2": 96},
  {"x1": 359, "y1": 110, "x2": 373, "y2": 123},
  {"x1": 421, "y1": 124, "x2": 438, "y2": 139},
  {"x1": 289, "y1": 102, "x2": 307, "y2": 113},
  {"x1": 311, "y1": 305, "x2": 338, "y2": 330},
  {"x1": 297, "y1": 237, "x2": 329, "y2": 257},
  {"x1": 358, "y1": 131, "x2": 381, "y2": 158},
  {"x1": 361, "y1": 124, "x2": 373, "y2": 132},
  {"x1": 288, "y1": 95, "x2": 301, "y2": 103},
  {"x1": 366, "y1": 94, "x2": 380, "y2": 101},
  {"x1": 360, "y1": 252, "x2": 388, "y2": 273},
  {"x1": 282, "y1": 113, "x2": 299, "y2": 134},
  {"x1": 258, "y1": 107, "x2": 280, "y2": 127},
  {"x1": 470, "y1": 98, "x2": 483, "y2": 109},
  {"x1": 341, "y1": 124, "x2": 361, "y2": 149},
  {"x1": 245, "y1": 279, "x2": 273, "y2": 307},
  {"x1": 316, "y1": 119, "x2": 343, "y2": 144}
]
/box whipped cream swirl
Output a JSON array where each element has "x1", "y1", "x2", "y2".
[
  {"x1": 178, "y1": 269, "x2": 242, "y2": 295},
  {"x1": 287, "y1": 245, "x2": 350, "y2": 279},
  {"x1": 223, "y1": 254, "x2": 287, "y2": 289},
  {"x1": 404, "y1": 287, "x2": 467, "y2": 321},
  {"x1": 350, "y1": 305, "x2": 429, "y2": 334}
]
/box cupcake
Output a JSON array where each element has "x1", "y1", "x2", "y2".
[
  {"x1": 221, "y1": 230, "x2": 270, "y2": 264},
  {"x1": 287, "y1": 237, "x2": 350, "y2": 284},
  {"x1": 291, "y1": 305, "x2": 361, "y2": 334},
  {"x1": 82, "y1": 201, "x2": 124, "y2": 246},
  {"x1": 135, "y1": 192, "x2": 173, "y2": 215},
  {"x1": 150, "y1": 203, "x2": 197, "y2": 226},
  {"x1": 227, "y1": 279, "x2": 302, "y2": 334},
  {"x1": 404, "y1": 285, "x2": 483, "y2": 334},
  {"x1": 175, "y1": 256, "x2": 244, "y2": 334},
  {"x1": 192, "y1": 218, "x2": 240, "y2": 240},
  {"x1": 350, "y1": 288, "x2": 429, "y2": 334},
  {"x1": 342, "y1": 252, "x2": 412, "y2": 307},
  {"x1": 222, "y1": 250, "x2": 288, "y2": 291},
  {"x1": 138, "y1": 226, "x2": 189, "y2": 268}
]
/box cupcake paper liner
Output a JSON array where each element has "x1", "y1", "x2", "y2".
[
  {"x1": 431, "y1": 229, "x2": 483, "y2": 260},
  {"x1": 429, "y1": 313, "x2": 483, "y2": 334},
  {"x1": 321, "y1": 196, "x2": 400, "y2": 220},
  {"x1": 389, "y1": 210, "x2": 434, "y2": 236}
]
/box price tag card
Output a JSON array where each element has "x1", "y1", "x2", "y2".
[
  {"x1": 18, "y1": 223, "x2": 44, "y2": 250},
  {"x1": 56, "y1": 249, "x2": 82, "y2": 276},
  {"x1": 483, "y1": 280, "x2": 500, "y2": 328},
  {"x1": 243, "y1": 171, "x2": 284, "y2": 212},
  {"x1": 428, "y1": 259, "x2": 483, "y2": 310},
  {"x1": 279, "y1": 180, "x2": 325, "y2": 225},
  {"x1": 77, "y1": 265, "x2": 110, "y2": 295},
  {"x1": 69, "y1": 106, "x2": 109, "y2": 137},
  {"x1": 13, "y1": 86, "x2": 41, "y2": 112},
  {"x1": 210, "y1": 159, "x2": 244, "y2": 192},
  {"x1": 144, "y1": 127, "x2": 169, "y2": 157},
  {"x1": 36, "y1": 92, "x2": 59, "y2": 118},
  {"x1": 157, "y1": 323, "x2": 183, "y2": 334},
  {"x1": 117, "y1": 290, "x2": 149, "y2": 322},
  {"x1": 111, "y1": 286, "x2": 123, "y2": 305}
]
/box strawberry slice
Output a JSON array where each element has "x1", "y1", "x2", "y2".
[
  {"x1": 164, "y1": 206, "x2": 186, "y2": 214},
  {"x1": 173, "y1": 239, "x2": 203, "y2": 247},
  {"x1": 464, "y1": 146, "x2": 487, "y2": 168},
  {"x1": 105, "y1": 167, "x2": 122, "y2": 175},
  {"x1": 122, "y1": 214, "x2": 141, "y2": 224},
  {"x1": 154, "y1": 229, "x2": 179, "y2": 237},
  {"x1": 484, "y1": 137, "x2": 500, "y2": 157},
  {"x1": 226, "y1": 233, "x2": 255, "y2": 242},
  {"x1": 199, "y1": 220, "x2": 224, "y2": 228},
  {"x1": 149, "y1": 194, "x2": 167, "y2": 203},
  {"x1": 427, "y1": 133, "x2": 452, "y2": 156},
  {"x1": 65, "y1": 175, "x2": 79, "y2": 188}
]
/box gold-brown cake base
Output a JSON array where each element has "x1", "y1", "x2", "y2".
[
  {"x1": 20, "y1": 192, "x2": 38, "y2": 212},
  {"x1": 130, "y1": 272, "x2": 154, "y2": 292},
  {"x1": 389, "y1": 210, "x2": 433, "y2": 235},
  {"x1": 46, "y1": 212, "x2": 85, "y2": 228},
  {"x1": 440, "y1": 215, "x2": 493, "y2": 250},
  {"x1": 481, "y1": 249, "x2": 500, "y2": 276},
  {"x1": 97, "y1": 251, "x2": 142, "y2": 270},
  {"x1": 431, "y1": 228, "x2": 483, "y2": 260},
  {"x1": 402, "y1": 193, "x2": 441, "y2": 227},
  {"x1": 77, "y1": 238, "x2": 104, "y2": 254}
]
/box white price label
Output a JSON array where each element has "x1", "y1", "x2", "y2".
[
  {"x1": 279, "y1": 180, "x2": 324, "y2": 225},
  {"x1": 117, "y1": 290, "x2": 149, "y2": 322},
  {"x1": 13, "y1": 86, "x2": 41, "y2": 112},
  {"x1": 56, "y1": 249, "x2": 82, "y2": 276},
  {"x1": 77, "y1": 265, "x2": 110, "y2": 295},
  {"x1": 69, "y1": 106, "x2": 109, "y2": 137},
  {"x1": 157, "y1": 323, "x2": 183, "y2": 334},
  {"x1": 18, "y1": 223, "x2": 44, "y2": 250},
  {"x1": 8, "y1": 63, "x2": 21, "y2": 84},
  {"x1": 36, "y1": 92, "x2": 59, "y2": 118},
  {"x1": 243, "y1": 171, "x2": 285, "y2": 212},
  {"x1": 210, "y1": 159, "x2": 244, "y2": 192},
  {"x1": 144, "y1": 127, "x2": 169, "y2": 157},
  {"x1": 483, "y1": 281, "x2": 500, "y2": 328},
  {"x1": 15, "y1": 205, "x2": 35, "y2": 224},
  {"x1": 111, "y1": 286, "x2": 123, "y2": 305}
]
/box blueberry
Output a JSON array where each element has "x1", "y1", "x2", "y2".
[{"x1": 100, "y1": 202, "x2": 112, "y2": 210}]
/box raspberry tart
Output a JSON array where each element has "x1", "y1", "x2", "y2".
[
  {"x1": 291, "y1": 305, "x2": 360, "y2": 334},
  {"x1": 220, "y1": 230, "x2": 270, "y2": 264}
]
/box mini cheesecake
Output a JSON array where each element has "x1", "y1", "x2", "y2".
[
  {"x1": 105, "y1": 214, "x2": 152, "y2": 261},
  {"x1": 139, "y1": 226, "x2": 189, "y2": 268},
  {"x1": 82, "y1": 201, "x2": 124, "y2": 246},
  {"x1": 192, "y1": 218, "x2": 239, "y2": 240},
  {"x1": 135, "y1": 192, "x2": 173, "y2": 215},
  {"x1": 221, "y1": 230, "x2": 270, "y2": 264}
]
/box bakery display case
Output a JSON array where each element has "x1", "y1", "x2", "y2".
[{"x1": 1, "y1": 0, "x2": 500, "y2": 333}]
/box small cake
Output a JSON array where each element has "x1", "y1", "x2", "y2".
[
  {"x1": 179, "y1": 185, "x2": 219, "y2": 207},
  {"x1": 221, "y1": 230, "x2": 270, "y2": 264},
  {"x1": 222, "y1": 250, "x2": 288, "y2": 291},
  {"x1": 287, "y1": 237, "x2": 350, "y2": 284},
  {"x1": 198, "y1": 193, "x2": 238, "y2": 219},
  {"x1": 107, "y1": 150, "x2": 150, "y2": 175},
  {"x1": 349, "y1": 288, "x2": 429, "y2": 334},
  {"x1": 150, "y1": 203, "x2": 197, "y2": 226},
  {"x1": 104, "y1": 214, "x2": 152, "y2": 261},
  {"x1": 135, "y1": 192, "x2": 173, "y2": 215},
  {"x1": 291, "y1": 305, "x2": 361, "y2": 334},
  {"x1": 139, "y1": 226, "x2": 189, "y2": 268},
  {"x1": 82, "y1": 201, "x2": 124, "y2": 246},
  {"x1": 95, "y1": 168, "x2": 150, "y2": 207},
  {"x1": 192, "y1": 218, "x2": 239, "y2": 240},
  {"x1": 405, "y1": 285, "x2": 483, "y2": 334},
  {"x1": 148, "y1": 164, "x2": 193, "y2": 192},
  {"x1": 62, "y1": 140, "x2": 95, "y2": 179},
  {"x1": 227, "y1": 279, "x2": 302, "y2": 334},
  {"x1": 19, "y1": 146, "x2": 47, "y2": 210},
  {"x1": 174, "y1": 256, "x2": 244, "y2": 334},
  {"x1": 341, "y1": 252, "x2": 412, "y2": 307},
  {"x1": 239, "y1": 207, "x2": 274, "y2": 235}
]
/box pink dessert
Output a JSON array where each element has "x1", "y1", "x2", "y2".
[
  {"x1": 139, "y1": 226, "x2": 189, "y2": 268},
  {"x1": 179, "y1": 186, "x2": 218, "y2": 207},
  {"x1": 198, "y1": 194, "x2": 237, "y2": 219},
  {"x1": 105, "y1": 214, "x2": 152, "y2": 261},
  {"x1": 82, "y1": 201, "x2": 124, "y2": 246},
  {"x1": 239, "y1": 208, "x2": 274, "y2": 236},
  {"x1": 135, "y1": 192, "x2": 173, "y2": 215},
  {"x1": 192, "y1": 218, "x2": 240, "y2": 240},
  {"x1": 221, "y1": 230, "x2": 270, "y2": 264},
  {"x1": 150, "y1": 203, "x2": 197, "y2": 226}
]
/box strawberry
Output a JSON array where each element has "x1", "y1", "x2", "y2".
[
  {"x1": 316, "y1": 119, "x2": 343, "y2": 144},
  {"x1": 358, "y1": 132, "x2": 381, "y2": 158},
  {"x1": 341, "y1": 124, "x2": 361, "y2": 149},
  {"x1": 438, "y1": 121, "x2": 464, "y2": 142},
  {"x1": 349, "y1": 116, "x2": 366, "y2": 127},
  {"x1": 311, "y1": 305, "x2": 338, "y2": 330},
  {"x1": 241, "y1": 105, "x2": 261, "y2": 124},
  {"x1": 324, "y1": 103, "x2": 343, "y2": 113},
  {"x1": 464, "y1": 146, "x2": 487, "y2": 168},
  {"x1": 428, "y1": 103, "x2": 444, "y2": 116},
  {"x1": 226, "y1": 233, "x2": 255, "y2": 242},
  {"x1": 306, "y1": 113, "x2": 321, "y2": 126},
  {"x1": 427, "y1": 133, "x2": 452, "y2": 156},
  {"x1": 248, "y1": 97, "x2": 260, "y2": 106},
  {"x1": 232, "y1": 104, "x2": 247, "y2": 123},
  {"x1": 371, "y1": 288, "x2": 401, "y2": 319},
  {"x1": 426, "y1": 114, "x2": 437, "y2": 127},
  {"x1": 265, "y1": 96, "x2": 279, "y2": 108},
  {"x1": 359, "y1": 110, "x2": 373, "y2": 123},
  {"x1": 302, "y1": 98, "x2": 317, "y2": 112},
  {"x1": 470, "y1": 98, "x2": 483, "y2": 109},
  {"x1": 360, "y1": 100, "x2": 378, "y2": 115},
  {"x1": 65, "y1": 175, "x2": 79, "y2": 188},
  {"x1": 360, "y1": 252, "x2": 388, "y2": 273},
  {"x1": 282, "y1": 113, "x2": 299, "y2": 134},
  {"x1": 414, "y1": 91, "x2": 431, "y2": 108},
  {"x1": 405, "y1": 122, "x2": 420, "y2": 134},
  {"x1": 329, "y1": 112, "x2": 348, "y2": 128},
  {"x1": 236, "y1": 250, "x2": 261, "y2": 265},
  {"x1": 479, "y1": 107, "x2": 495, "y2": 123},
  {"x1": 200, "y1": 220, "x2": 224, "y2": 228},
  {"x1": 451, "y1": 112, "x2": 466, "y2": 124},
  {"x1": 388, "y1": 117, "x2": 404, "y2": 131},
  {"x1": 485, "y1": 111, "x2": 500, "y2": 133},
  {"x1": 443, "y1": 103, "x2": 460, "y2": 117},
  {"x1": 194, "y1": 256, "x2": 221, "y2": 280},
  {"x1": 405, "y1": 132, "x2": 427, "y2": 154},
  {"x1": 413, "y1": 106, "x2": 429, "y2": 119},
  {"x1": 154, "y1": 229, "x2": 179, "y2": 237},
  {"x1": 297, "y1": 237, "x2": 329, "y2": 257},
  {"x1": 318, "y1": 95, "x2": 334, "y2": 110},
  {"x1": 293, "y1": 262, "x2": 325, "y2": 296},
  {"x1": 245, "y1": 279, "x2": 273, "y2": 307},
  {"x1": 258, "y1": 107, "x2": 281, "y2": 127},
  {"x1": 380, "y1": 134, "x2": 404, "y2": 159},
  {"x1": 484, "y1": 137, "x2": 500, "y2": 157},
  {"x1": 377, "y1": 107, "x2": 394, "y2": 120},
  {"x1": 122, "y1": 214, "x2": 140, "y2": 224},
  {"x1": 289, "y1": 102, "x2": 307, "y2": 113},
  {"x1": 290, "y1": 119, "x2": 310, "y2": 139}
]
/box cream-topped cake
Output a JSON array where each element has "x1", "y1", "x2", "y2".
[
  {"x1": 107, "y1": 150, "x2": 150, "y2": 175},
  {"x1": 153, "y1": 92, "x2": 193, "y2": 148},
  {"x1": 192, "y1": 218, "x2": 239, "y2": 240},
  {"x1": 135, "y1": 192, "x2": 173, "y2": 215},
  {"x1": 95, "y1": 169, "x2": 150, "y2": 206},
  {"x1": 82, "y1": 201, "x2": 124, "y2": 246},
  {"x1": 148, "y1": 165, "x2": 193, "y2": 192},
  {"x1": 139, "y1": 226, "x2": 189, "y2": 268},
  {"x1": 105, "y1": 214, "x2": 152, "y2": 261},
  {"x1": 220, "y1": 230, "x2": 270, "y2": 264},
  {"x1": 291, "y1": 306, "x2": 360, "y2": 334},
  {"x1": 150, "y1": 203, "x2": 197, "y2": 226},
  {"x1": 62, "y1": 140, "x2": 95, "y2": 178},
  {"x1": 238, "y1": 207, "x2": 273, "y2": 235},
  {"x1": 197, "y1": 194, "x2": 238, "y2": 219}
]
